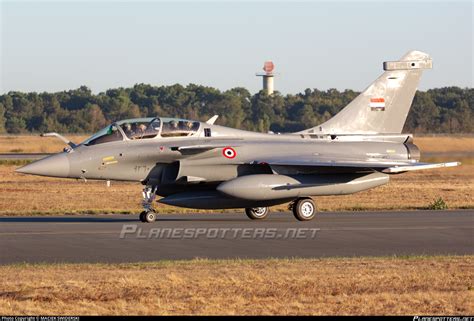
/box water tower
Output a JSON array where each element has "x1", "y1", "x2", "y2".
[{"x1": 256, "y1": 61, "x2": 275, "y2": 95}]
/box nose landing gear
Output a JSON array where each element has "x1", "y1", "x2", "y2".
[
  {"x1": 140, "y1": 185, "x2": 158, "y2": 223},
  {"x1": 139, "y1": 210, "x2": 156, "y2": 223}
]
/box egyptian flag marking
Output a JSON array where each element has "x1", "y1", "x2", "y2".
[
  {"x1": 370, "y1": 97, "x2": 385, "y2": 111},
  {"x1": 222, "y1": 147, "x2": 237, "y2": 159}
]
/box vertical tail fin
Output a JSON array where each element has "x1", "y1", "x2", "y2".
[{"x1": 300, "y1": 50, "x2": 432, "y2": 135}]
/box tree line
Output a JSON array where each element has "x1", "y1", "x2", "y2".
[{"x1": 0, "y1": 84, "x2": 472, "y2": 134}]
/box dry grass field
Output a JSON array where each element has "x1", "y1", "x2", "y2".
[
  {"x1": 414, "y1": 136, "x2": 474, "y2": 154},
  {"x1": 0, "y1": 135, "x2": 89, "y2": 153},
  {"x1": 0, "y1": 135, "x2": 472, "y2": 215},
  {"x1": 0, "y1": 256, "x2": 472, "y2": 315}
]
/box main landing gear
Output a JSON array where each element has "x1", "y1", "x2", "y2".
[
  {"x1": 139, "y1": 185, "x2": 158, "y2": 223},
  {"x1": 290, "y1": 197, "x2": 316, "y2": 221},
  {"x1": 244, "y1": 198, "x2": 317, "y2": 221},
  {"x1": 245, "y1": 207, "x2": 270, "y2": 220}
]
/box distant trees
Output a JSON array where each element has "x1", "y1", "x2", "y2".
[
  {"x1": 0, "y1": 85, "x2": 471, "y2": 134},
  {"x1": 404, "y1": 87, "x2": 473, "y2": 133},
  {"x1": 0, "y1": 102, "x2": 7, "y2": 134}
]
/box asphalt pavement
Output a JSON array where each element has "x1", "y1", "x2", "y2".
[{"x1": 0, "y1": 210, "x2": 472, "y2": 264}]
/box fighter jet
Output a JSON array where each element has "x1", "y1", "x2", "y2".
[{"x1": 16, "y1": 51, "x2": 460, "y2": 222}]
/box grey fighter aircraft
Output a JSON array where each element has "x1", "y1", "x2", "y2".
[{"x1": 16, "y1": 50, "x2": 460, "y2": 222}]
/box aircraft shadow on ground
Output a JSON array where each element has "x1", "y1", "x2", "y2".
[
  {"x1": 0, "y1": 216, "x2": 135, "y2": 223},
  {"x1": 0, "y1": 215, "x2": 271, "y2": 223}
]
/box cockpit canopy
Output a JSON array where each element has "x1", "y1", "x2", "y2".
[{"x1": 82, "y1": 117, "x2": 200, "y2": 146}]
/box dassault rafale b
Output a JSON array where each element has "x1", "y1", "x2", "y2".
[{"x1": 17, "y1": 51, "x2": 460, "y2": 222}]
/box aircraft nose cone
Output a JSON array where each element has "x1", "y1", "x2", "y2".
[{"x1": 16, "y1": 153, "x2": 70, "y2": 178}]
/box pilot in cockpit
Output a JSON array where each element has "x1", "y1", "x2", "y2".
[
  {"x1": 185, "y1": 121, "x2": 194, "y2": 130},
  {"x1": 169, "y1": 120, "x2": 178, "y2": 131},
  {"x1": 122, "y1": 123, "x2": 133, "y2": 138}
]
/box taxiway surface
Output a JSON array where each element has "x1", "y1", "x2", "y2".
[{"x1": 0, "y1": 210, "x2": 472, "y2": 264}]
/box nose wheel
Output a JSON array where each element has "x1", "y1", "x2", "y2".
[
  {"x1": 140, "y1": 185, "x2": 158, "y2": 223},
  {"x1": 139, "y1": 210, "x2": 156, "y2": 223},
  {"x1": 291, "y1": 198, "x2": 316, "y2": 221}
]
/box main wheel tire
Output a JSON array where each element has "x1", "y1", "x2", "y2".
[
  {"x1": 139, "y1": 211, "x2": 147, "y2": 222},
  {"x1": 144, "y1": 211, "x2": 156, "y2": 223},
  {"x1": 292, "y1": 198, "x2": 316, "y2": 221},
  {"x1": 245, "y1": 207, "x2": 269, "y2": 220}
]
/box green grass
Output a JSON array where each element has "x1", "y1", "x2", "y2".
[{"x1": 428, "y1": 197, "x2": 449, "y2": 210}]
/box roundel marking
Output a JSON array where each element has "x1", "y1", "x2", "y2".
[{"x1": 222, "y1": 147, "x2": 236, "y2": 159}]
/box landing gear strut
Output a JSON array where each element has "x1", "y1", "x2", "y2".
[
  {"x1": 140, "y1": 185, "x2": 158, "y2": 223},
  {"x1": 245, "y1": 207, "x2": 269, "y2": 220},
  {"x1": 291, "y1": 198, "x2": 316, "y2": 221}
]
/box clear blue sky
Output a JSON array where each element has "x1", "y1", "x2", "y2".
[{"x1": 1, "y1": 1, "x2": 472, "y2": 94}]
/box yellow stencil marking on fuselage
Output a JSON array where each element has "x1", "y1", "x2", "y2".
[{"x1": 102, "y1": 156, "x2": 115, "y2": 162}]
